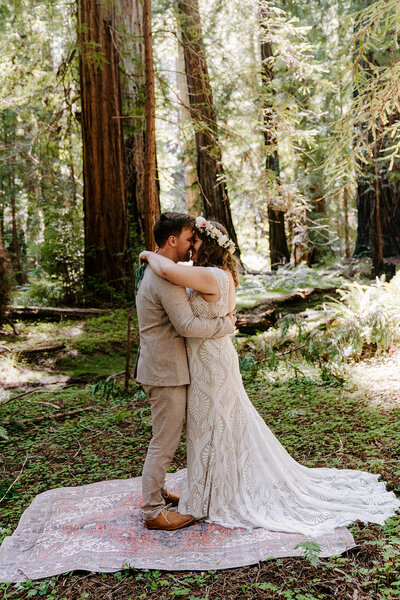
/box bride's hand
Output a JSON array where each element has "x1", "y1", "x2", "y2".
[
  {"x1": 139, "y1": 251, "x2": 151, "y2": 265},
  {"x1": 227, "y1": 309, "x2": 237, "y2": 327}
]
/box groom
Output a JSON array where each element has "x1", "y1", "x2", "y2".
[{"x1": 135, "y1": 212, "x2": 235, "y2": 530}]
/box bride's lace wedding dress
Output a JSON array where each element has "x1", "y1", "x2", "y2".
[{"x1": 178, "y1": 267, "x2": 400, "y2": 536}]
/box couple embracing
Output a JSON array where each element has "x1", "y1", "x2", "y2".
[{"x1": 135, "y1": 212, "x2": 399, "y2": 535}]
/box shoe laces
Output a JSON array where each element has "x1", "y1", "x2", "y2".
[{"x1": 160, "y1": 503, "x2": 172, "y2": 524}]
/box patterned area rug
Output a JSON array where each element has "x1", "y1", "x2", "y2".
[{"x1": 0, "y1": 470, "x2": 356, "y2": 582}]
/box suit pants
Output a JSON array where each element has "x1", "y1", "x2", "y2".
[{"x1": 141, "y1": 384, "x2": 187, "y2": 520}]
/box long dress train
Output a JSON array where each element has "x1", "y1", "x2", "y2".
[{"x1": 178, "y1": 267, "x2": 400, "y2": 537}]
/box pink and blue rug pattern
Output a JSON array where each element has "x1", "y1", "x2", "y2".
[{"x1": 0, "y1": 470, "x2": 356, "y2": 582}]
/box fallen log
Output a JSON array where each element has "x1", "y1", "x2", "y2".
[
  {"x1": 17, "y1": 344, "x2": 66, "y2": 355},
  {"x1": 11, "y1": 407, "x2": 94, "y2": 424},
  {"x1": 236, "y1": 287, "x2": 338, "y2": 334},
  {"x1": 236, "y1": 308, "x2": 277, "y2": 334},
  {"x1": 8, "y1": 306, "x2": 112, "y2": 322}
]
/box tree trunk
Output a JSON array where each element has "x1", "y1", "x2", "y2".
[
  {"x1": 142, "y1": 0, "x2": 157, "y2": 250},
  {"x1": 0, "y1": 224, "x2": 12, "y2": 326},
  {"x1": 371, "y1": 147, "x2": 384, "y2": 277},
  {"x1": 259, "y1": 27, "x2": 290, "y2": 269},
  {"x1": 352, "y1": 46, "x2": 400, "y2": 278},
  {"x1": 354, "y1": 167, "x2": 400, "y2": 277},
  {"x1": 115, "y1": 0, "x2": 160, "y2": 252},
  {"x1": 343, "y1": 186, "x2": 351, "y2": 259},
  {"x1": 177, "y1": 37, "x2": 201, "y2": 216},
  {"x1": 3, "y1": 112, "x2": 22, "y2": 283},
  {"x1": 177, "y1": 0, "x2": 239, "y2": 253},
  {"x1": 78, "y1": 0, "x2": 131, "y2": 301},
  {"x1": 354, "y1": 180, "x2": 371, "y2": 257}
]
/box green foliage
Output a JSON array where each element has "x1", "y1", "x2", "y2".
[
  {"x1": 40, "y1": 207, "x2": 84, "y2": 305},
  {"x1": 239, "y1": 352, "x2": 259, "y2": 377},
  {"x1": 0, "y1": 425, "x2": 9, "y2": 441},
  {"x1": 240, "y1": 270, "x2": 400, "y2": 382},
  {"x1": 323, "y1": 273, "x2": 400, "y2": 358},
  {"x1": 294, "y1": 542, "x2": 322, "y2": 567},
  {"x1": 1, "y1": 363, "x2": 399, "y2": 597},
  {"x1": 236, "y1": 265, "x2": 346, "y2": 309},
  {"x1": 14, "y1": 270, "x2": 66, "y2": 307},
  {"x1": 92, "y1": 377, "x2": 119, "y2": 401},
  {"x1": 0, "y1": 0, "x2": 83, "y2": 302}
]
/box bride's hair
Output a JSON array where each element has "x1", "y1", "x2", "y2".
[{"x1": 194, "y1": 222, "x2": 239, "y2": 287}]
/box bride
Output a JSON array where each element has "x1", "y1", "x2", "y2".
[{"x1": 139, "y1": 216, "x2": 400, "y2": 536}]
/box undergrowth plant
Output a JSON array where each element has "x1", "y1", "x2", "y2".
[
  {"x1": 323, "y1": 274, "x2": 400, "y2": 356},
  {"x1": 240, "y1": 272, "x2": 400, "y2": 381}
]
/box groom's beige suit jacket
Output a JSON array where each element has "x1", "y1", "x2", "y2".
[{"x1": 135, "y1": 266, "x2": 234, "y2": 387}]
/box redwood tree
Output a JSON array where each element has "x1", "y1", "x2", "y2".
[
  {"x1": 142, "y1": 0, "x2": 158, "y2": 250},
  {"x1": 2, "y1": 111, "x2": 22, "y2": 283},
  {"x1": 177, "y1": 0, "x2": 239, "y2": 254},
  {"x1": 354, "y1": 164, "x2": 400, "y2": 279},
  {"x1": 78, "y1": 0, "x2": 130, "y2": 300},
  {"x1": 0, "y1": 236, "x2": 12, "y2": 327},
  {"x1": 116, "y1": 0, "x2": 160, "y2": 251},
  {"x1": 260, "y1": 29, "x2": 290, "y2": 269},
  {"x1": 353, "y1": 50, "x2": 400, "y2": 278}
]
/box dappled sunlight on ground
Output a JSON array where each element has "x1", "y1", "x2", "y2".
[
  {"x1": 0, "y1": 323, "x2": 85, "y2": 397},
  {"x1": 0, "y1": 358, "x2": 68, "y2": 398},
  {"x1": 349, "y1": 348, "x2": 400, "y2": 409},
  {"x1": 9, "y1": 324, "x2": 84, "y2": 351}
]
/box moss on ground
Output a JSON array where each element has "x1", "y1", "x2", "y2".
[{"x1": 0, "y1": 313, "x2": 399, "y2": 599}]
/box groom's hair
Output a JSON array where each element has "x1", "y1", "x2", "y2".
[{"x1": 154, "y1": 212, "x2": 195, "y2": 247}]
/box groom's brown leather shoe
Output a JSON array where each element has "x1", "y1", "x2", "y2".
[
  {"x1": 161, "y1": 487, "x2": 180, "y2": 507},
  {"x1": 145, "y1": 508, "x2": 195, "y2": 531}
]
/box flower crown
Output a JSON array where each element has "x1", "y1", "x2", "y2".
[{"x1": 195, "y1": 216, "x2": 236, "y2": 254}]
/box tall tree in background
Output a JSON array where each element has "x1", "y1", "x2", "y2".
[
  {"x1": 259, "y1": 9, "x2": 290, "y2": 269},
  {"x1": 2, "y1": 111, "x2": 23, "y2": 284},
  {"x1": 177, "y1": 0, "x2": 240, "y2": 254},
  {"x1": 116, "y1": 0, "x2": 160, "y2": 251},
  {"x1": 0, "y1": 228, "x2": 12, "y2": 327},
  {"x1": 352, "y1": 5, "x2": 400, "y2": 279},
  {"x1": 142, "y1": 0, "x2": 158, "y2": 250},
  {"x1": 78, "y1": 0, "x2": 130, "y2": 300},
  {"x1": 177, "y1": 39, "x2": 201, "y2": 216}
]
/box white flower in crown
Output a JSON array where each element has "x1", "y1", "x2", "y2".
[
  {"x1": 196, "y1": 216, "x2": 208, "y2": 229},
  {"x1": 194, "y1": 216, "x2": 236, "y2": 254}
]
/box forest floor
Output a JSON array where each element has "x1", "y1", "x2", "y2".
[{"x1": 0, "y1": 305, "x2": 399, "y2": 600}]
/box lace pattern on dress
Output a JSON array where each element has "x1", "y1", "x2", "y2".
[{"x1": 178, "y1": 267, "x2": 400, "y2": 535}]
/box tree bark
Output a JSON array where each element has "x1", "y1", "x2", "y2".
[
  {"x1": 259, "y1": 27, "x2": 290, "y2": 269},
  {"x1": 354, "y1": 180, "x2": 371, "y2": 257},
  {"x1": 142, "y1": 0, "x2": 157, "y2": 250},
  {"x1": 352, "y1": 48, "x2": 400, "y2": 278},
  {"x1": 3, "y1": 112, "x2": 22, "y2": 283},
  {"x1": 177, "y1": 0, "x2": 239, "y2": 254},
  {"x1": 0, "y1": 234, "x2": 12, "y2": 327},
  {"x1": 115, "y1": 0, "x2": 160, "y2": 251},
  {"x1": 236, "y1": 287, "x2": 338, "y2": 334},
  {"x1": 177, "y1": 37, "x2": 201, "y2": 215},
  {"x1": 371, "y1": 148, "x2": 384, "y2": 277},
  {"x1": 343, "y1": 186, "x2": 351, "y2": 259},
  {"x1": 78, "y1": 0, "x2": 131, "y2": 300},
  {"x1": 9, "y1": 305, "x2": 111, "y2": 321}
]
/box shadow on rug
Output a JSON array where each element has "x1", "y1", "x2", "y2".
[{"x1": 0, "y1": 470, "x2": 355, "y2": 582}]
